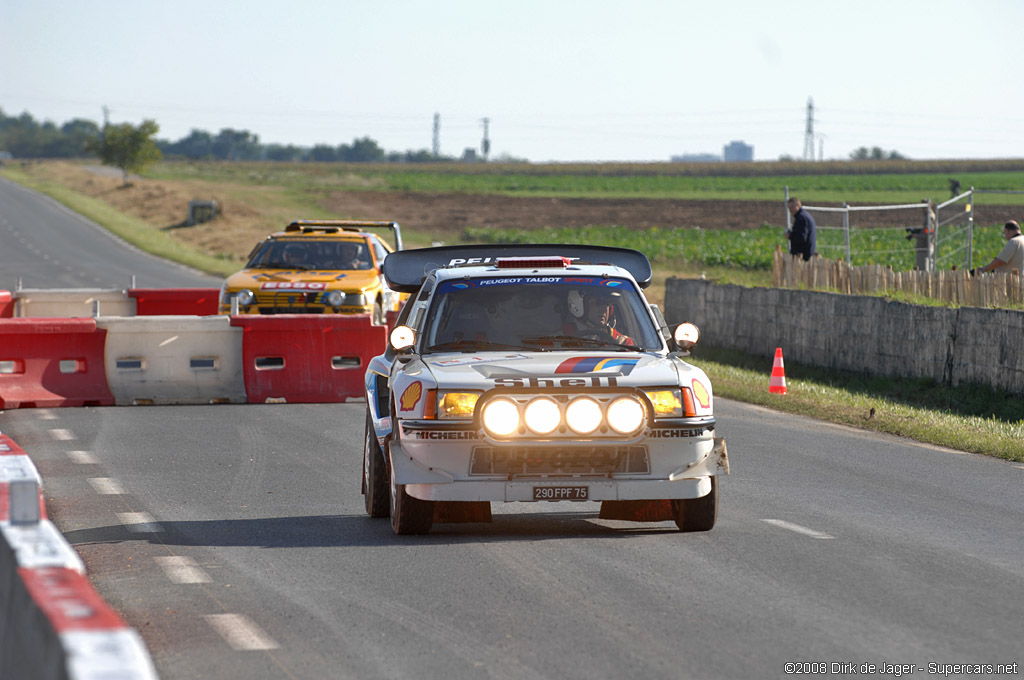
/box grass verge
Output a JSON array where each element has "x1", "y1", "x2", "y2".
[{"x1": 690, "y1": 347, "x2": 1024, "y2": 463}]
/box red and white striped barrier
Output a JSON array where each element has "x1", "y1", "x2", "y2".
[{"x1": 0, "y1": 433, "x2": 158, "y2": 679}]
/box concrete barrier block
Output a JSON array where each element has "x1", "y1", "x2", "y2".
[
  {"x1": 14, "y1": 289, "x2": 135, "y2": 318},
  {"x1": 98, "y1": 315, "x2": 246, "y2": 405}
]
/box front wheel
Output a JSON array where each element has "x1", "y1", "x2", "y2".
[
  {"x1": 363, "y1": 411, "x2": 389, "y2": 518},
  {"x1": 672, "y1": 476, "x2": 718, "y2": 532},
  {"x1": 373, "y1": 299, "x2": 385, "y2": 326},
  {"x1": 389, "y1": 450, "x2": 434, "y2": 535}
]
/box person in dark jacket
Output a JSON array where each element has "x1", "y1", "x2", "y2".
[{"x1": 786, "y1": 197, "x2": 817, "y2": 261}]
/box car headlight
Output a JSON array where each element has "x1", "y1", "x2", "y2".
[
  {"x1": 606, "y1": 396, "x2": 646, "y2": 434},
  {"x1": 324, "y1": 290, "x2": 344, "y2": 307},
  {"x1": 481, "y1": 398, "x2": 519, "y2": 437},
  {"x1": 565, "y1": 397, "x2": 602, "y2": 434},
  {"x1": 523, "y1": 397, "x2": 560, "y2": 434},
  {"x1": 237, "y1": 289, "x2": 255, "y2": 306},
  {"x1": 438, "y1": 392, "x2": 478, "y2": 419},
  {"x1": 645, "y1": 389, "x2": 683, "y2": 418}
]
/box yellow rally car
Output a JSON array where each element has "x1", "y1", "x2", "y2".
[{"x1": 218, "y1": 220, "x2": 405, "y2": 323}]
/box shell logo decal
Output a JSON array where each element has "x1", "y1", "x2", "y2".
[
  {"x1": 399, "y1": 382, "x2": 423, "y2": 411},
  {"x1": 692, "y1": 379, "x2": 711, "y2": 409}
]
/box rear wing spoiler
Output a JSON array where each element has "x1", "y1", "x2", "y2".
[
  {"x1": 285, "y1": 220, "x2": 403, "y2": 252},
  {"x1": 382, "y1": 243, "x2": 652, "y2": 293}
]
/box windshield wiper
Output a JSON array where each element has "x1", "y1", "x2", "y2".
[
  {"x1": 427, "y1": 340, "x2": 525, "y2": 353},
  {"x1": 520, "y1": 335, "x2": 635, "y2": 351}
]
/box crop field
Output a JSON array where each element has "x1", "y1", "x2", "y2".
[
  {"x1": 4, "y1": 160, "x2": 1020, "y2": 278},
  {"x1": 149, "y1": 160, "x2": 1024, "y2": 205},
  {"x1": 464, "y1": 222, "x2": 1004, "y2": 272}
]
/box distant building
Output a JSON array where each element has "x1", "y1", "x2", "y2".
[
  {"x1": 723, "y1": 140, "x2": 753, "y2": 162},
  {"x1": 670, "y1": 153, "x2": 721, "y2": 163}
]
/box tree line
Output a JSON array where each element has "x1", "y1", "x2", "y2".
[{"x1": 0, "y1": 108, "x2": 449, "y2": 163}]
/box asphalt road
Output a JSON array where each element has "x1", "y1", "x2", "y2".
[
  {"x1": 1, "y1": 400, "x2": 1019, "y2": 680},
  {"x1": 2, "y1": 177, "x2": 1022, "y2": 679},
  {"x1": 0, "y1": 176, "x2": 221, "y2": 291}
]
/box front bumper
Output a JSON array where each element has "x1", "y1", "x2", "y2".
[{"x1": 389, "y1": 436, "x2": 728, "y2": 503}]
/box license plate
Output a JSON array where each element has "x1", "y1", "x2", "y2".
[{"x1": 533, "y1": 486, "x2": 589, "y2": 501}]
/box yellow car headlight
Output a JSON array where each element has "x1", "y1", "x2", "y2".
[
  {"x1": 644, "y1": 389, "x2": 683, "y2": 418},
  {"x1": 437, "y1": 392, "x2": 479, "y2": 419}
]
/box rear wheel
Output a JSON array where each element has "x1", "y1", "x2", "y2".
[
  {"x1": 389, "y1": 448, "x2": 434, "y2": 535},
  {"x1": 672, "y1": 476, "x2": 718, "y2": 532},
  {"x1": 363, "y1": 411, "x2": 389, "y2": 518}
]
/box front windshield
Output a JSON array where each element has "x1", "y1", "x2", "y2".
[
  {"x1": 423, "y1": 276, "x2": 662, "y2": 352},
  {"x1": 246, "y1": 238, "x2": 373, "y2": 271}
]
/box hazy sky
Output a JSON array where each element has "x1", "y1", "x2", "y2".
[{"x1": 2, "y1": 0, "x2": 1022, "y2": 163}]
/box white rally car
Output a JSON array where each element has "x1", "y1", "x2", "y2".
[{"x1": 362, "y1": 244, "x2": 729, "y2": 534}]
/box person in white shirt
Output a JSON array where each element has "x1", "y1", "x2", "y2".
[{"x1": 977, "y1": 220, "x2": 1024, "y2": 274}]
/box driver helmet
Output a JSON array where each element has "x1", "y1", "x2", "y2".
[
  {"x1": 568, "y1": 288, "x2": 617, "y2": 318},
  {"x1": 283, "y1": 243, "x2": 306, "y2": 263}
]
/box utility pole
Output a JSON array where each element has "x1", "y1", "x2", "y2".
[
  {"x1": 432, "y1": 113, "x2": 440, "y2": 157},
  {"x1": 481, "y1": 117, "x2": 491, "y2": 162},
  {"x1": 803, "y1": 97, "x2": 815, "y2": 161}
]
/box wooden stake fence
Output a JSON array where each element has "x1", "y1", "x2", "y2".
[{"x1": 772, "y1": 245, "x2": 1024, "y2": 307}]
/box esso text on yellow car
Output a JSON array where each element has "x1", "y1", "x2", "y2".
[
  {"x1": 218, "y1": 220, "x2": 404, "y2": 323},
  {"x1": 362, "y1": 244, "x2": 729, "y2": 535}
]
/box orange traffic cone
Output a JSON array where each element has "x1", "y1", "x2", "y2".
[{"x1": 769, "y1": 347, "x2": 787, "y2": 394}]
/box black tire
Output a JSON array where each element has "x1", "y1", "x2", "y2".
[
  {"x1": 363, "y1": 411, "x2": 389, "y2": 518},
  {"x1": 389, "y1": 447, "x2": 434, "y2": 535},
  {"x1": 672, "y1": 476, "x2": 718, "y2": 532},
  {"x1": 373, "y1": 299, "x2": 385, "y2": 326}
]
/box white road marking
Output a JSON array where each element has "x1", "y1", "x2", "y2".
[
  {"x1": 67, "y1": 450, "x2": 98, "y2": 464},
  {"x1": 155, "y1": 556, "x2": 212, "y2": 584},
  {"x1": 762, "y1": 519, "x2": 835, "y2": 539},
  {"x1": 205, "y1": 614, "x2": 279, "y2": 651},
  {"x1": 88, "y1": 478, "x2": 126, "y2": 495},
  {"x1": 49, "y1": 428, "x2": 76, "y2": 441},
  {"x1": 37, "y1": 410, "x2": 58, "y2": 420},
  {"x1": 116, "y1": 512, "x2": 163, "y2": 533}
]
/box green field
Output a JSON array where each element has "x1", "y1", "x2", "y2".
[
  {"x1": 149, "y1": 160, "x2": 1024, "y2": 205},
  {"x1": 463, "y1": 222, "x2": 1005, "y2": 272}
]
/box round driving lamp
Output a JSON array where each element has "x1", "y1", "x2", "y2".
[
  {"x1": 565, "y1": 397, "x2": 602, "y2": 434},
  {"x1": 523, "y1": 398, "x2": 560, "y2": 435},
  {"x1": 324, "y1": 290, "x2": 345, "y2": 308},
  {"x1": 606, "y1": 396, "x2": 645, "y2": 435},
  {"x1": 674, "y1": 322, "x2": 700, "y2": 350},
  {"x1": 389, "y1": 325, "x2": 416, "y2": 351},
  {"x1": 236, "y1": 289, "x2": 255, "y2": 307},
  {"x1": 482, "y1": 398, "x2": 520, "y2": 437}
]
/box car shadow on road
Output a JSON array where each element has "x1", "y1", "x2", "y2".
[{"x1": 61, "y1": 511, "x2": 682, "y2": 549}]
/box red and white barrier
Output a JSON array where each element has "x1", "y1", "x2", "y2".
[
  {"x1": 128, "y1": 288, "x2": 220, "y2": 316},
  {"x1": 0, "y1": 288, "x2": 392, "y2": 408},
  {"x1": 0, "y1": 318, "x2": 116, "y2": 410},
  {"x1": 0, "y1": 433, "x2": 158, "y2": 679},
  {"x1": 231, "y1": 314, "x2": 385, "y2": 403}
]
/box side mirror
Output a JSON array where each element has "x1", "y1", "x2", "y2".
[
  {"x1": 672, "y1": 322, "x2": 700, "y2": 352},
  {"x1": 390, "y1": 325, "x2": 416, "y2": 353}
]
